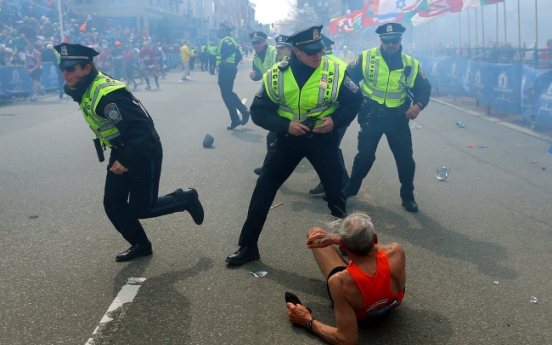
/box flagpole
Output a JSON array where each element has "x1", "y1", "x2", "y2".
[
  {"x1": 458, "y1": 12, "x2": 462, "y2": 51},
  {"x1": 517, "y1": 0, "x2": 521, "y2": 50},
  {"x1": 481, "y1": 6, "x2": 485, "y2": 49},
  {"x1": 503, "y1": 1, "x2": 507, "y2": 44},
  {"x1": 475, "y1": 8, "x2": 478, "y2": 55},
  {"x1": 535, "y1": 0, "x2": 538, "y2": 49},
  {"x1": 57, "y1": 0, "x2": 64, "y2": 43},
  {"x1": 495, "y1": 3, "x2": 498, "y2": 46},
  {"x1": 467, "y1": 9, "x2": 471, "y2": 56}
]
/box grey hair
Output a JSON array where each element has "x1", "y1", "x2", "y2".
[{"x1": 334, "y1": 212, "x2": 375, "y2": 256}]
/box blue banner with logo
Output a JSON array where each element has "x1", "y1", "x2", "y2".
[
  {"x1": 415, "y1": 54, "x2": 552, "y2": 128},
  {"x1": 0, "y1": 62, "x2": 61, "y2": 98}
]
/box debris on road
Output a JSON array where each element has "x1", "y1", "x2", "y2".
[
  {"x1": 270, "y1": 202, "x2": 284, "y2": 210},
  {"x1": 435, "y1": 167, "x2": 451, "y2": 181},
  {"x1": 250, "y1": 270, "x2": 267, "y2": 278},
  {"x1": 456, "y1": 121, "x2": 465, "y2": 128},
  {"x1": 531, "y1": 296, "x2": 538, "y2": 304}
]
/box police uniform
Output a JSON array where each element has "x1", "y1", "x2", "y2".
[
  {"x1": 250, "y1": 31, "x2": 277, "y2": 82},
  {"x1": 343, "y1": 23, "x2": 431, "y2": 212},
  {"x1": 226, "y1": 26, "x2": 364, "y2": 265},
  {"x1": 253, "y1": 35, "x2": 292, "y2": 176},
  {"x1": 309, "y1": 34, "x2": 351, "y2": 195},
  {"x1": 216, "y1": 23, "x2": 250, "y2": 129},
  {"x1": 208, "y1": 43, "x2": 217, "y2": 75},
  {"x1": 54, "y1": 43, "x2": 205, "y2": 262}
]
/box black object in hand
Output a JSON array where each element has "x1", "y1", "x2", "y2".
[{"x1": 285, "y1": 292, "x2": 312, "y2": 313}]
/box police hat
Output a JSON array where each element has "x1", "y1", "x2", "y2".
[
  {"x1": 288, "y1": 25, "x2": 325, "y2": 50},
  {"x1": 275, "y1": 35, "x2": 292, "y2": 49},
  {"x1": 218, "y1": 22, "x2": 233, "y2": 32},
  {"x1": 321, "y1": 34, "x2": 334, "y2": 48},
  {"x1": 54, "y1": 42, "x2": 98, "y2": 68},
  {"x1": 250, "y1": 31, "x2": 267, "y2": 43},
  {"x1": 375, "y1": 23, "x2": 406, "y2": 37}
]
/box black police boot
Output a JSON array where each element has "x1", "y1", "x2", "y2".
[
  {"x1": 309, "y1": 182, "x2": 324, "y2": 195},
  {"x1": 401, "y1": 199, "x2": 418, "y2": 212},
  {"x1": 226, "y1": 246, "x2": 260, "y2": 265},
  {"x1": 253, "y1": 167, "x2": 263, "y2": 175},
  {"x1": 241, "y1": 110, "x2": 250, "y2": 125},
  {"x1": 227, "y1": 121, "x2": 241, "y2": 130},
  {"x1": 116, "y1": 242, "x2": 152, "y2": 262},
  {"x1": 184, "y1": 188, "x2": 204, "y2": 225}
]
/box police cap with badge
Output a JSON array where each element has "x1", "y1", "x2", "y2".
[
  {"x1": 54, "y1": 42, "x2": 99, "y2": 68},
  {"x1": 250, "y1": 31, "x2": 267, "y2": 43},
  {"x1": 275, "y1": 35, "x2": 292, "y2": 49},
  {"x1": 375, "y1": 23, "x2": 406, "y2": 40},
  {"x1": 288, "y1": 25, "x2": 325, "y2": 51}
]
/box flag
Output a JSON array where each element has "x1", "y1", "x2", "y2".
[{"x1": 410, "y1": 0, "x2": 504, "y2": 26}]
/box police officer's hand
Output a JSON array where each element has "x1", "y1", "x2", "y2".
[
  {"x1": 110, "y1": 160, "x2": 128, "y2": 175},
  {"x1": 288, "y1": 120, "x2": 310, "y2": 136},
  {"x1": 405, "y1": 104, "x2": 421, "y2": 120},
  {"x1": 312, "y1": 116, "x2": 334, "y2": 134},
  {"x1": 249, "y1": 70, "x2": 256, "y2": 79}
]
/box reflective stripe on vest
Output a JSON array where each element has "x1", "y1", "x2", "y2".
[
  {"x1": 253, "y1": 46, "x2": 277, "y2": 74},
  {"x1": 263, "y1": 57, "x2": 345, "y2": 121},
  {"x1": 216, "y1": 36, "x2": 237, "y2": 64},
  {"x1": 360, "y1": 48, "x2": 419, "y2": 108},
  {"x1": 79, "y1": 72, "x2": 128, "y2": 148}
]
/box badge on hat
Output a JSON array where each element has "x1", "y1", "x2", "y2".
[
  {"x1": 387, "y1": 25, "x2": 393, "y2": 33},
  {"x1": 61, "y1": 46, "x2": 68, "y2": 56},
  {"x1": 313, "y1": 29, "x2": 320, "y2": 40}
]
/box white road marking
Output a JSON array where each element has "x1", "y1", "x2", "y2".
[{"x1": 85, "y1": 277, "x2": 146, "y2": 345}]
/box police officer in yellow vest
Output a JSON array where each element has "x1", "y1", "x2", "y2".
[
  {"x1": 216, "y1": 22, "x2": 250, "y2": 130},
  {"x1": 309, "y1": 34, "x2": 351, "y2": 196},
  {"x1": 54, "y1": 43, "x2": 204, "y2": 262},
  {"x1": 343, "y1": 23, "x2": 431, "y2": 212},
  {"x1": 225, "y1": 26, "x2": 364, "y2": 265},
  {"x1": 249, "y1": 31, "x2": 277, "y2": 81}
]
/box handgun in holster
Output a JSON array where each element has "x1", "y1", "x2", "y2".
[{"x1": 93, "y1": 138, "x2": 105, "y2": 162}]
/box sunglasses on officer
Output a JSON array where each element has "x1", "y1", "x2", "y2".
[
  {"x1": 298, "y1": 48, "x2": 324, "y2": 56},
  {"x1": 60, "y1": 64, "x2": 79, "y2": 73},
  {"x1": 382, "y1": 37, "x2": 401, "y2": 45}
]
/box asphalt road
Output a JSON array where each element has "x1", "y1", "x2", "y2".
[{"x1": 1, "y1": 60, "x2": 551, "y2": 345}]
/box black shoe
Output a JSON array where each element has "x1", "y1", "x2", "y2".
[
  {"x1": 241, "y1": 110, "x2": 250, "y2": 125},
  {"x1": 116, "y1": 242, "x2": 152, "y2": 262},
  {"x1": 185, "y1": 188, "x2": 204, "y2": 225},
  {"x1": 253, "y1": 167, "x2": 263, "y2": 175},
  {"x1": 225, "y1": 246, "x2": 260, "y2": 265},
  {"x1": 402, "y1": 199, "x2": 418, "y2": 212},
  {"x1": 285, "y1": 292, "x2": 312, "y2": 312},
  {"x1": 227, "y1": 122, "x2": 240, "y2": 130},
  {"x1": 309, "y1": 182, "x2": 324, "y2": 195}
]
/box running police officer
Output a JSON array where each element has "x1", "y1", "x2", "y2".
[
  {"x1": 252, "y1": 34, "x2": 292, "y2": 176},
  {"x1": 249, "y1": 31, "x2": 277, "y2": 82},
  {"x1": 225, "y1": 26, "x2": 364, "y2": 265},
  {"x1": 343, "y1": 23, "x2": 431, "y2": 212},
  {"x1": 54, "y1": 43, "x2": 204, "y2": 262},
  {"x1": 216, "y1": 23, "x2": 250, "y2": 130}
]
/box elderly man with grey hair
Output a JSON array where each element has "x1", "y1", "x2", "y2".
[{"x1": 286, "y1": 212, "x2": 406, "y2": 345}]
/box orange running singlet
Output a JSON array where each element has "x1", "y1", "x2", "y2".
[{"x1": 347, "y1": 250, "x2": 405, "y2": 320}]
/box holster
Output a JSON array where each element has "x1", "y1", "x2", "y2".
[{"x1": 93, "y1": 138, "x2": 105, "y2": 163}]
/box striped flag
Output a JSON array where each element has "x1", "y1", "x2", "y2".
[{"x1": 410, "y1": 0, "x2": 504, "y2": 26}]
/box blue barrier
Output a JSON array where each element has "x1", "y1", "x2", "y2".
[
  {"x1": 416, "y1": 56, "x2": 552, "y2": 128},
  {"x1": 0, "y1": 62, "x2": 60, "y2": 98}
]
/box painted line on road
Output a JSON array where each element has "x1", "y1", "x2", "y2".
[{"x1": 85, "y1": 277, "x2": 146, "y2": 345}]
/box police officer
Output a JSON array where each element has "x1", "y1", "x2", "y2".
[
  {"x1": 249, "y1": 31, "x2": 277, "y2": 81},
  {"x1": 343, "y1": 23, "x2": 431, "y2": 212},
  {"x1": 54, "y1": 43, "x2": 205, "y2": 262},
  {"x1": 309, "y1": 34, "x2": 351, "y2": 195},
  {"x1": 225, "y1": 26, "x2": 364, "y2": 265},
  {"x1": 253, "y1": 34, "x2": 292, "y2": 176},
  {"x1": 216, "y1": 23, "x2": 250, "y2": 130}
]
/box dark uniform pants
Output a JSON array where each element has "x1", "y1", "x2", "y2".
[
  {"x1": 344, "y1": 112, "x2": 415, "y2": 201},
  {"x1": 218, "y1": 63, "x2": 248, "y2": 126},
  {"x1": 209, "y1": 55, "x2": 216, "y2": 74},
  {"x1": 238, "y1": 132, "x2": 347, "y2": 247},
  {"x1": 103, "y1": 143, "x2": 193, "y2": 245}
]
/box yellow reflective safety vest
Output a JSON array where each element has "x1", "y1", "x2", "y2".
[
  {"x1": 80, "y1": 72, "x2": 128, "y2": 148},
  {"x1": 360, "y1": 47, "x2": 419, "y2": 108},
  {"x1": 323, "y1": 52, "x2": 347, "y2": 67},
  {"x1": 253, "y1": 45, "x2": 277, "y2": 74},
  {"x1": 216, "y1": 36, "x2": 237, "y2": 65},
  {"x1": 263, "y1": 57, "x2": 346, "y2": 122}
]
